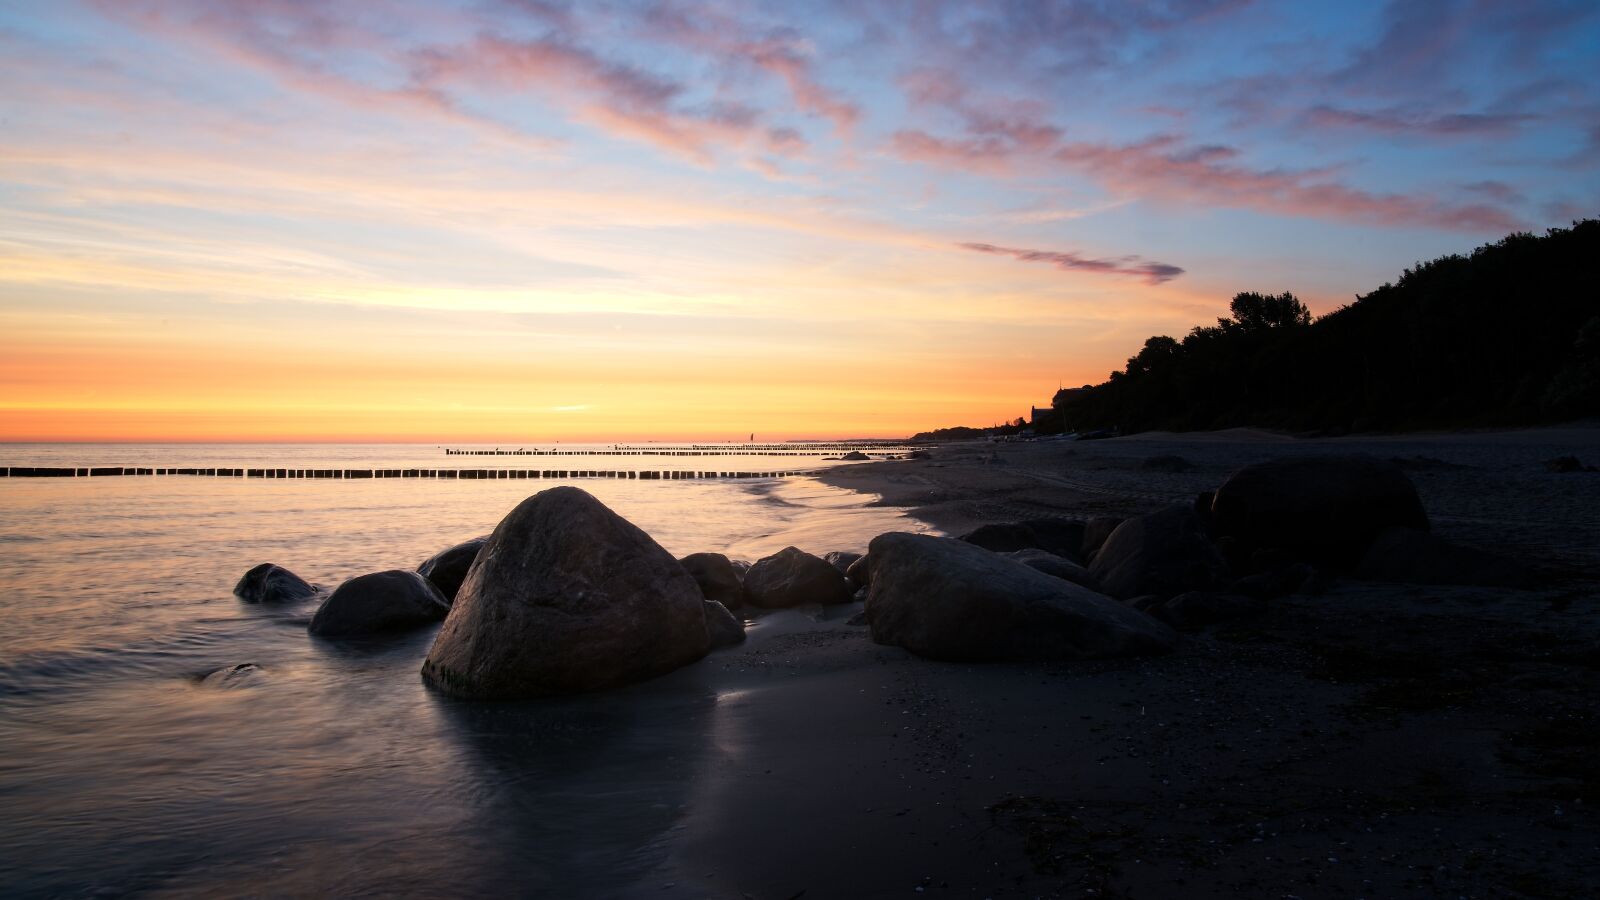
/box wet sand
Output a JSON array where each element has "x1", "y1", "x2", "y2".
[{"x1": 637, "y1": 428, "x2": 1600, "y2": 898}]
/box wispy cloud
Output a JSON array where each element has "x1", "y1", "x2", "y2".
[{"x1": 959, "y1": 242, "x2": 1185, "y2": 285}]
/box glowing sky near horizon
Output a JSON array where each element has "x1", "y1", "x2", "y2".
[{"x1": 2, "y1": 0, "x2": 1597, "y2": 441}]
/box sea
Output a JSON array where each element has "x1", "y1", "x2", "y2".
[{"x1": 0, "y1": 443, "x2": 929, "y2": 897}]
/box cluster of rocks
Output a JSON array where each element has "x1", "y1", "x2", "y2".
[{"x1": 229, "y1": 455, "x2": 1536, "y2": 701}]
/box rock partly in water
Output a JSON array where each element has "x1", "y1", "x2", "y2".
[
  {"x1": 1089, "y1": 506, "x2": 1228, "y2": 600},
  {"x1": 309, "y1": 570, "x2": 450, "y2": 637},
  {"x1": 841, "y1": 450, "x2": 870, "y2": 461},
  {"x1": 743, "y1": 546, "x2": 854, "y2": 608},
  {"x1": 199, "y1": 663, "x2": 264, "y2": 689},
  {"x1": 416, "y1": 537, "x2": 488, "y2": 602},
  {"x1": 704, "y1": 600, "x2": 746, "y2": 649},
  {"x1": 1003, "y1": 549, "x2": 1099, "y2": 590},
  {"x1": 233, "y1": 563, "x2": 317, "y2": 604},
  {"x1": 679, "y1": 552, "x2": 745, "y2": 610},
  {"x1": 1354, "y1": 526, "x2": 1538, "y2": 588},
  {"x1": 866, "y1": 533, "x2": 1175, "y2": 662},
  {"x1": 1144, "y1": 591, "x2": 1266, "y2": 630},
  {"x1": 422, "y1": 487, "x2": 709, "y2": 698},
  {"x1": 1210, "y1": 455, "x2": 1429, "y2": 568}
]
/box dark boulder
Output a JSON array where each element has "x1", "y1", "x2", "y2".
[
  {"x1": 823, "y1": 550, "x2": 862, "y2": 575},
  {"x1": 200, "y1": 663, "x2": 264, "y2": 688},
  {"x1": 1145, "y1": 591, "x2": 1266, "y2": 630},
  {"x1": 1354, "y1": 526, "x2": 1538, "y2": 588},
  {"x1": 1018, "y1": 517, "x2": 1086, "y2": 561},
  {"x1": 844, "y1": 553, "x2": 871, "y2": 589},
  {"x1": 1081, "y1": 516, "x2": 1124, "y2": 562},
  {"x1": 959, "y1": 522, "x2": 1039, "y2": 553},
  {"x1": 679, "y1": 552, "x2": 744, "y2": 610},
  {"x1": 841, "y1": 450, "x2": 870, "y2": 461},
  {"x1": 743, "y1": 546, "x2": 854, "y2": 608},
  {"x1": 1089, "y1": 506, "x2": 1228, "y2": 600},
  {"x1": 422, "y1": 487, "x2": 710, "y2": 698},
  {"x1": 417, "y1": 537, "x2": 487, "y2": 602},
  {"x1": 1003, "y1": 549, "x2": 1098, "y2": 590},
  {"x1": 309, "y1": 569, "x2": 450, "y2": 637},
  {"x1": 865, "y1": 533, "x2": 1175, "y2": 662},
  {"x1": 233, "y1": 563, "x2": 317, "y2": 604},
  {"x1": 704, "y1": 600, "x2": 746, "y2": 649},
  {"x1": 1210, "y1": 455, "x2": 1429, "y2": 568}
]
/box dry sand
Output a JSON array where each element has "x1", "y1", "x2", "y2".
[{"x1": 634, "y1": 427, "x2": 1600, "y2": 898}]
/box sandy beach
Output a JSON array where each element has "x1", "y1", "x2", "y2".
[{"x1": 632, "y1": 428, "x2": 1600, "y2": 898}]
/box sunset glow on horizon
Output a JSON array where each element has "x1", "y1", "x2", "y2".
[{"x1": 3, "y1": 1, "x2": 1597, "y2": 442}]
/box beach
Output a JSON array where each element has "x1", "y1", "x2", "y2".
[{"x1": 646, "y1": 428, "x2": 1600, "y2": 897}]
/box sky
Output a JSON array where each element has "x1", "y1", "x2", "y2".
[{"x1": 1, "y1": 0, "x2": 1597, "y2": 442}]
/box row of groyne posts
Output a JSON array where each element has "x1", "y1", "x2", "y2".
[
  {"x1": 0, "y1": 466, "x2": 825, "y2": 480},
  {"x1": 442, "y1": 447, "x2": 915, "y2": 457}
]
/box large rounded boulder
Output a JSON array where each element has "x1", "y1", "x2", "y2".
[
  {"x1": 1089, "y1": 506, "x2": 1228, "y2": 600},
  {"x1": 422, "y1": 487, "x2": 710, "y2": 698},
  {"x1": 234, "y1": 563, "x2": 317, "y2": 604},
  {"x1": 865, "y1": 533, "x2": 1175, "y2": 662},
  {"x1": 743, "y1": 546, "x2": 854, "y2": 608},
  {"x1": 1210, "y1": 455, "x2": 1428, "y2": 568},
  {"x1": 309, "y1": 570, "x2": 450, "y2": 637},
  {"x1": 1003, "y1": 549, "x2": 1098, "y2": 590},
  {"x1": 417, "y1": 537, "x2": 488, "y2": 602},
  {"x1": 679, "y1": 552, "x2": 744, "y2": 610}
]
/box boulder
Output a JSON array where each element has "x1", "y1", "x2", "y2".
[
  {"x1": 1354, "y1": 526, "x2": 1538, "y2": 588},
  {"x1": 841, "y1": 450, "x2": 870, "y2": 461},
  {"x1": 200, "y1": 663, "x2": 264, "y2": 688},
  {"x1": 704, "y1": 600, "x2": 746, "y2": 649},
  {"x1": 1145, "y1": 591, "x2": 1265, "y2": 630},
  {"x1": 1089, "y1": 506, "x2": 1228, "y2": 600},
  {"x1": 865, "y1": 533, "x2": 1175, "y2": 662},
  {"x1": 416, "y1": 537, "x2": 487, "y2": 602},
  {"x1": 844, "y1": 554, "x2": 872, "y2": 590},
  {"x1": 309, "y1": 569, "x2": 450, "y2": 637},
  {"x1": 743, "y1": 546, "x2": 854, "y2": 608},
  {"x1": 1003, "y1": 549, "x2": 1098, "y2": 590},
  {"x1": 1081, "y1": 517, "x2": 1124, "y2": 562},
  {"x1": 233, "y1": 563, "x2": 317, "y2": 604},
  {"x1": 824, "y1": 550, "x2": 862, "y2": 575},
  {"x1": 422, "y1": 487, "x2": 710, "y2": 698},
  {"x1": 1019, "y1": 517, "x2": 1087, "y2": 561},
  {"x1": 959, "y1": 522, "x2": 1039, "y2": 553},
  {"x1": 679, "y1": 552, "x2": 744, "y2": 610},
  {"x1": 1210, "y1": 455, "x2": 1429, "y2": 568}
]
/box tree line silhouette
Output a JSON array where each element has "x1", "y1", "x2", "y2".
[{"x1": 1036, "y1": 220, "x2": 1599, "y2": 435}]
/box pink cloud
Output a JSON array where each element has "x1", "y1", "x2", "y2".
[
  {"x1": 887, "y1": 68, "x2": 1523, "y2": 234},
  {"x1": 960, "y1": 241, "x2": 1185, "y2": 284},
  {"x1": 642, "y1": 8, "x2": 860, "y2": 135},
  {"x1": 1304, "y1": 104, "x2": 1536, "y2": 137}
]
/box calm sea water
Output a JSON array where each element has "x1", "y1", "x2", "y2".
[{"x1": 0, "y1": 443, "x2": 927, "y2": 897}]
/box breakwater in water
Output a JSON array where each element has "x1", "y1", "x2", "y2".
[
  {"x1": 1, "y1": 466, "x2": 825, "y2": 479},
  {"x1": 442, "y1": 445, "x2": 919, "y2": 456}
]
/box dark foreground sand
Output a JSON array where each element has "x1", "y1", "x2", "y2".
[{"x1": 639, "y1": 428, "x2": 1600, "y2": 898}]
